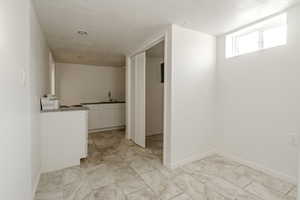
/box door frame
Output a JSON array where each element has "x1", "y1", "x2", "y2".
[{"x1": 126, "y1": 30, "x2": 172, "y2": 167}]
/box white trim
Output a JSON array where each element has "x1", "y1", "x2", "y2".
[
  {"x1": 146, "y1": 132, "x2": 163, "y2": 136},
  {"x1": 88, "y1": 126, "x2": 125, "y2": 133},
  {"x1": 226, "y1": 13, "x2": 287, "y2": 58},
  {"x1": 169, "y1": 150, "x2": 217, "y2": 169},
  {"x1": 126, "y1": 28, "x2": 171, "y2": 168},
  {"x1": 167, "y1": 149, "x2": 296, "y2": 185},
  {"x1": 125, "y1": 56, "x2": 131, "y2": 140},
  {"x1": 168, "y1": 150, "x2": 297, "y2": 184},
  {"x1": 32, "y1": 170, "x2": 41, "y2": 198},
  {"x1": 217, "y1": 152, "x2": 297, "y2": 185},
  {"x1": 128, "y1": 31, "x2": 166, "y2": 57},
  {"x1": 162, "y1": 26, "x2": 173, "y2": 168}
]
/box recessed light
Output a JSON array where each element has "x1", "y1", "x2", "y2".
[{"x1": 77, "y1": 30, "x2": 88, "y2": 36}]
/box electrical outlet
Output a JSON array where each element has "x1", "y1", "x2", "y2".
[{"x1": 288, "y1": 133, "x2": 298, "y2": 146}]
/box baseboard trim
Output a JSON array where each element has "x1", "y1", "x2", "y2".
[
  {"x1": 216, "y1": 152, "x2": 297, "y2": 185},
  {"x1": 88, "y1": 126, "x2": 125, "y2": 133},
  {"x1": 32, "y1": 170, "x2": 41, "y2": 198},
  {"x1": 168, "y1": 149, "x2": 296, "y2": 184},
  {"x1": 146, "y1": 132, "x2": 163, "y2": 136},
  {"x1": 170, "y1": 149, "x2": 216, "y2": 169}
]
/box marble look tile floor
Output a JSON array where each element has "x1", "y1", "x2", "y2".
[{"x1": 35, "y1": 130, "x2": 297, "y2": 200}]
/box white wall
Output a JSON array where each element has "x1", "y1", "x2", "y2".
[
  {"x1": 170, "y1": 25, "x2": 216, "y2": 167},
  {"x1": 29, "y1": 2, "x2": 50, "y2": 195},
  {"x1": 0, "y1": 0, "x2": 49, "y2": 199},
  {"x1": 216, "y1": 6, "x2": 300, "y2": 182},
  {"x1": 56, "y1": 63, "x2": 125, "y2": 105},
  {"x1": 0, "y1": 1, "x2": 31, "y2": 199},
  {"x1": 146, "y1": 56, "x2": 164, "y2": 136}
]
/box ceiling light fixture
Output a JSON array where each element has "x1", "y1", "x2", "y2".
[{"x1": 77, "y1": 30, "x2": 88, "y2": 36}]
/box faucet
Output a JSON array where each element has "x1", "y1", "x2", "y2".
[{"x1": 108, "y1": 91, "x2": 112, "y2": 102}]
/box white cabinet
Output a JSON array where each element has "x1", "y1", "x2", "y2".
[
  {"x1": 85, "y1": 103, "x2": 125, "y2": 132},
  {"x1": 40, "y1": 110, "x2": 88, "y2": 173},
  {"x1": 87, "y1": 105, "x2": 105, "y2": 130}
]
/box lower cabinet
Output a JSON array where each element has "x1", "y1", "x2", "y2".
[
  {"x1": 40, "y1": 110, "x2": 88, "y2": 173},
  {"x1": 85, "y1": 103, "x2": 125, "y2": 131}
]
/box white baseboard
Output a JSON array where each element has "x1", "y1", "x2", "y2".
[
  {"x1": 146, "y1": 132, "x2": 163, "y2": 136},
  {"x1": 168, "y1": 149, "x2": 296, "y2": 185},
  {"x1": 216, "y1": 152, "x2": 297, "y2": 185},
  {"x1": 170, "y1": 149, "x2": 216, "y2": 169},
  {"x1": 88, "y1": 126, "x2": 125, "y2": 133},
  {"x1": 32, "y1": 170, "x2": 41, "y2": 198}
]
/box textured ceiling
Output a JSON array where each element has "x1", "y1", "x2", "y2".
[{"x1": 34, "y1": 0, "x2": 299, "y2": 67}]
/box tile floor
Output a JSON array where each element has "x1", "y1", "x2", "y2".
[{"x1": 35, "y1": 130, "x2": 297, "y2": 200}]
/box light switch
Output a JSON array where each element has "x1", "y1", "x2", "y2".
[
  {"x1": 288, "y1": 133, "x2": 298, "y2": 147},
  {"x1": 20, "y1": 68, "x2": 26, "y2": 87}
]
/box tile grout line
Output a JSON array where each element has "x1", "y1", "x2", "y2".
[
  {"x1": 131, "y1": 161, "x2": 183, "y2": 200},
  {"x1": 42, "y1": 131, "x2": 296, "y2": 200},
  {"x1": 242, "y1": 181, "x2": 253, "y2": 190},
  {"x1": 178, "y1": 158, "x2": 265, "y2": 200},
  {"x1": 133, "y1": 168, "x2": 161, "y2": 199},
  {"x1": 168, "y1": 192, "x2": 191, "y2": 200},
  {"x1": 125, "y1": 146, "x2": 165, "y2": 198},
  {"x1": 284, "y1": 185, "x2": 296, "y2": 196}
]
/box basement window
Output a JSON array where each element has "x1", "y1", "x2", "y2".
[{"x1": 226, "y1": 13, "x2": 287, "y2": 58}]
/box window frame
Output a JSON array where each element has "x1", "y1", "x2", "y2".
[{"x1": 226, "y1": 13, "x2": 287, "y2": 58}]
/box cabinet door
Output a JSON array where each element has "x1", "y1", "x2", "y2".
[
  {"x1": 99, "y1": 106, "x2": 110, "y2": 128},
  {"x1": 120, "y1": 104, "x2": 125, "y2": 125},
  {"x1": 110, "y1": 105, "x2": 123, "y2": 127},
  {"x1": 134, "y1": 52, "x2": 146, "y2": 148},
  {"x1": 87, "y1": 104, "x2": 126, "y2": 130},
  {"x1": 88, "y1": 109, "x2": 102, "y2": 130},
  {"x1": 85, "y1": 105, "x2": 104, "y2": 130},
  {"x1": 100, "y1": 104, "x2": 125, "y2": 128},
  {"x1": 101, "y1": 105, "x2": 118, "y2": 128}
]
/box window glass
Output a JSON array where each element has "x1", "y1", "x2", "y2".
[
  {"x1": 236, "y1": 31, "x2": 259, "y2": 55},
  {"x1": 263, "y1": 26, "x2": 287, "y2": 49},
  {"x1": 226, "y1": 13, "x2": 287, "y2": 58}
]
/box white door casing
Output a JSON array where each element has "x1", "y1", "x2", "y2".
[{"x1": 126, "y1": 32, "x2": 169, "y2": 167}]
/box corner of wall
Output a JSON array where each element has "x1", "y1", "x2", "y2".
[
  {"x1": 32, "y1": 169, "x2": 41, "y2": 198},
  {"x1": 169, "y1": 149, "x2": 217, "y2": 169},
  {"x1": 217, "y1": 151, "x2": 297, "y2": 185}
]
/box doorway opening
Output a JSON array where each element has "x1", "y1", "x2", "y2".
[
  {"x1": 127, "y1": 38, "x2": 166, "y2": 164},
  {"x1": 145, "y1": 41, "x2": 165, "y2": 161}
]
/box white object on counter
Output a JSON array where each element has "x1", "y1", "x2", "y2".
[
  {"x1": 84, "y1": 103, "x2": 125, "y2": 132},
  {"x1": 41, "y1": 94, "x2": 60, "y2": 111},
  {"x1": 40, "y1": 110, "x2": 88, "y2": 173}
]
